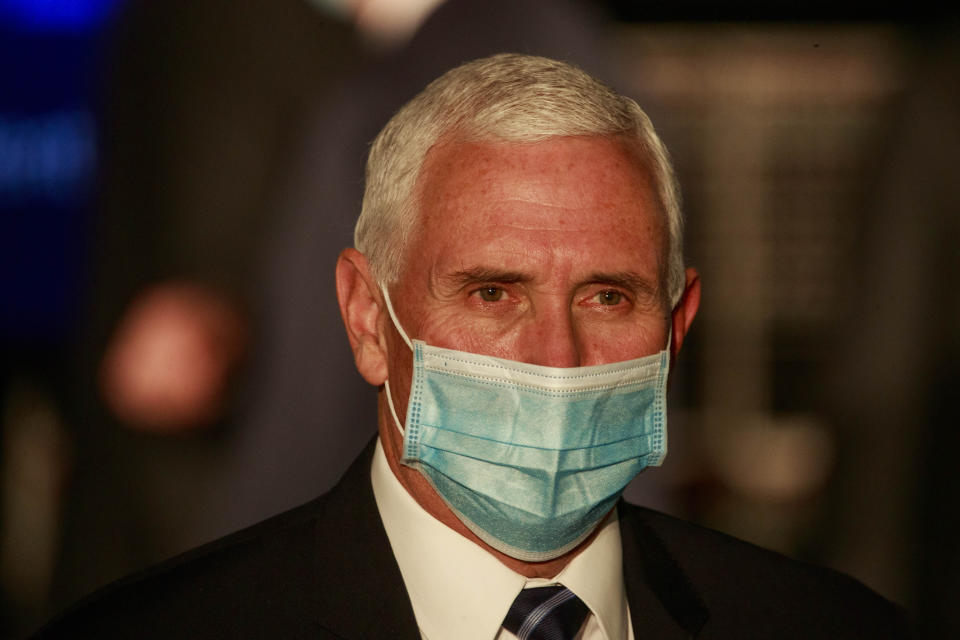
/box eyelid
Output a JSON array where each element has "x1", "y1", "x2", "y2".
[
  {"x1": 581, "y1": 285, "x2": 631, "y2": 307},
  {"x1": 468, "y1": 282, "x2": 504, "y2": 292}
]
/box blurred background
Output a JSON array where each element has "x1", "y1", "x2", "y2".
[{"x1": 1, "y1": 0, "x2": 957, "y2": 636}]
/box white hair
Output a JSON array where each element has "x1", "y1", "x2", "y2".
[{"x1": 354, "y1": 53, "x2": 686, "y2": 306}]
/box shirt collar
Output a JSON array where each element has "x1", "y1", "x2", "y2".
[{"x1": 371, "y1": 438, "x2": 630, "y2": 640}]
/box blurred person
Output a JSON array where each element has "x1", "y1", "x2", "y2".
[
  {"x1": 93, "y1": 0, "x2": 445, "y2": 437},
  {"x1": 87, "y1": 0, "x2": 358, "y2": 435},
  {"x1": 52, "y1": 0, "x2": 359, "y2": 612},
  {"x1": 36, "y1": 53, "x2": 906, "y2": 639}
]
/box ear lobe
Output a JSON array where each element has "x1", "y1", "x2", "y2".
[
  {"x1": 335, "y1": 248, "x2": 389, "y2": 386},
  {"x1": 670, "y1": 267, "x2": 701, "y2": 359}
]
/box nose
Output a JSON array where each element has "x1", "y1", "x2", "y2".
[{"x1": 520, "y1": 302, "x2": 581, "y2": 368}]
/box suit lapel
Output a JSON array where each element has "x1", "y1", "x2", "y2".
[
  {"x1": 311, "y1": 440, "x2": 421, "y2": 639},
  {"x1": 619, "y1": 502, "x2": 709, "y2": 639}
]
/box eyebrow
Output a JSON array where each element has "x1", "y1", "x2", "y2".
[{"x1": 441, "y1": 267, "x2": 531, "y2": 289}]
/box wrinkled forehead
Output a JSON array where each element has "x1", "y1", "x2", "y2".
[
  {"x1": 399, "y1": 135, "x2": 670, "y2": 296},
  {"x1": 411, "y1": 133, "x2": 668, "y2": 246}
]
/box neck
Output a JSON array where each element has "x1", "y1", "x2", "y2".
[{"x1": 376, "y1": 390, "x2": 602, "y2": 579}]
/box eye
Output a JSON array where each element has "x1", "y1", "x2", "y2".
[
  {"x1": 596, "y1": 290, "x2": 623, "y2": 306},
  {"x1": 477, "y1": 286, "x2": 504, "y2": 302}
]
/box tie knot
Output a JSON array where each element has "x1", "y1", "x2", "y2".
[{"x1": 503, "y1": 585, "x2": 590, "y2": 640}]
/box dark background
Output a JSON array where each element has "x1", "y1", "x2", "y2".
[{"x1": 1, "y1": 0, "x2": 956, "y2": 636}]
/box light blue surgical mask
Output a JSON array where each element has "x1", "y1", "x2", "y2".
[{"x1": 382, "y1": 289, "x2": 670, "y2": 561}]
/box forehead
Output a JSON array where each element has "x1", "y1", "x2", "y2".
[{"x1": 408, "y1": 135, "x2": 666, "y2": 281}]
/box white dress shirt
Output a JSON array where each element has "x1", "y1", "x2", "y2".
[{"x1": 371, "y1": 439, "x2": 635, "y2": 640}]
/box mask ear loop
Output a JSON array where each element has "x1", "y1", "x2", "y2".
[
  {"x1": 381, "y1": 286, "x2": 413, "y2": 436},
  {"x1": 381, "y1": 286, "x2": 413, "y2": 349},
  {"x1": 384, "y1": 379, "x2": 405, "y2": 436}
]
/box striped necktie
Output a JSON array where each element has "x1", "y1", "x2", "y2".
[{"x1": 502, "y1": 585, "x2": 590, "y2": 640}]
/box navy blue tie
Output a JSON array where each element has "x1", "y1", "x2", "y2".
[{"x1": 502, "y1": 585, "x2": 590, "y2": 640}]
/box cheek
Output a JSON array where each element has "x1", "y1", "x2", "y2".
[
  {"x1": 578, "y1": 319, "x2": 669, "y2": 365},
  {"x1": 418, "y1": 311, "x2": 525, "y2": 360}
]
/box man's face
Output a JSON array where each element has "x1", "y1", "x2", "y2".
[
  {"x1": 386, "y1": 135, "x2": 671, "y2": 379},
  {"x1": 337, "y1": 133, "x2": 698, "y2": 571}
]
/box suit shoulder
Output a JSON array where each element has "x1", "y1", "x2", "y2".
[
  {"x1": 619, "y1": 502, "x2": 911, "y2": 638},
  {"x1": 33, "y1": 495, "x2": 332, "y2": 639}
]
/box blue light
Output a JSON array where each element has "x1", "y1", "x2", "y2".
[
  {"x1": 0, "y1": 111, "x2": 96, "y2": 205},
  {"x1": 0, "y1": 0, "x2": 120, "y2": 32}
]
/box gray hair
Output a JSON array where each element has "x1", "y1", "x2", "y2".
[{"x1": 354, "y1": 53, "x2": 686, "y2": 306}]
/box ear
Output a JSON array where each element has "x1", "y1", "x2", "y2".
[
  {"x1": 670, "y1": 267, "x2": 701, "y2": 359},
  {"x1": 335, "y1": 248, "x2": 389, "y2": 386}
]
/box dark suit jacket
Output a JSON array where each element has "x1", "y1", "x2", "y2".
[{"x1": 35, "y1": 442, "x2": 908, "y2": 639}]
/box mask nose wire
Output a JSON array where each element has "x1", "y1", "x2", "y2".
[{"x1": 381, "y1": 286, "x2": 413, "y2": 436}]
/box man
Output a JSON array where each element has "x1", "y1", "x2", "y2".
[{"x1": 36, "y1": 54, "x2": 907, "y2": 639}]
